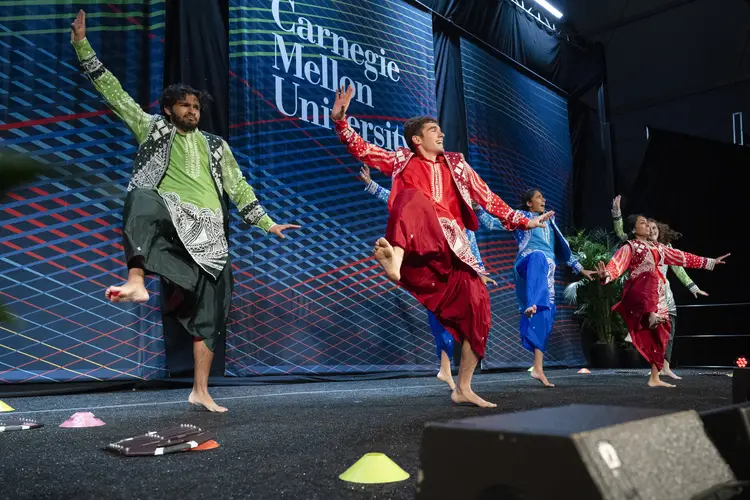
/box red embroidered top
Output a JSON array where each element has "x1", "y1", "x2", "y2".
[
  {"x1": 604, "y1": 240, "x2": 715, "y2": 284},
  {"x1": 398, "y1": 154, "x2": 468, "y2": 229},
  {"x1": 334, "y1": 118, "x2": 531, "y2": 273}
]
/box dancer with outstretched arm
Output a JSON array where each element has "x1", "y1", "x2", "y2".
[
  {"x1": 597, "y1": 214, "x2": 728, "y2": 388},
  {"x1": 358, "y1": 165, "x2": 497, "y2": 391},
  {"x1": 331, "y1": 85, "x2": 551, "y2": 407},
  {"x1": 612, "y1": 195, "x2": 707, "y2": 379},
  {"x1": 70, "y1": 10, "x2": 299, "y2": 412},
  {"x1": 476, "y1": 189, "x2": 596, "y2": 387}
]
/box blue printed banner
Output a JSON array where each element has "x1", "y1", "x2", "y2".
[
  {"x1": 460, "y1": 39, "x2": 585, "y2": 369},
  {"x1": 227, "y1": 0, "x2": 439, "y2": 375}
]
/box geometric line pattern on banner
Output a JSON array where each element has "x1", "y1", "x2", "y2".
[
  {"x1": 0, "y1": 1, "x2": 167, "y2": 382},
  {"x1": 227, "y1": 0, "x2": 440, "y2": 375},
  {"x1": 460, "y1": 39, "x2": 586, "y2": 369}
]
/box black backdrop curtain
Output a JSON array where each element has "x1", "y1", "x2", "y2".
[
  {"x1": 623, "y1": 129, "x2": 748, "y2": 365},
  {"x1": 163, "y1": 0, "x2": 230, "y2": 376},
  {"x1": 433, "y1": 17, "x2": 469, "y2": 156},
  {"x1": 164, "y1": 0, "x2": 230, "y2": 139},
  {"x1": 626, "y1": 129, "x2": 748, "y2": 306},
  {"x1": 425, "y1": 0, "x2": 611, "y2": 229},
  {"x1": 569, "y1": 98, "x2": 615, "y2": 230},
  {"x1": 420, "y1": 0, "x2": 605, "y2": 95}
]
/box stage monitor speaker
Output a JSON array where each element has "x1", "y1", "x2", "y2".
[
  {"x1": 701, "y1": 403, "x2": 750, "y2": 482},
  {"x1": 417, "y1": 404, "x2": 737, "y2": 500},
  {"x1": 733, "y1": 368, "x2": 750, "y2": 404}
]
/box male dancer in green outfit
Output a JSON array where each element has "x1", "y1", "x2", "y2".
[{"x1": 70, "y1": 10, "x2": 300, "y2": 412}]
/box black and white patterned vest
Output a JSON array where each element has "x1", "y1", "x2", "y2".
[{"x1": 129, "y1": 117, "x2": 224, "y2": 199}]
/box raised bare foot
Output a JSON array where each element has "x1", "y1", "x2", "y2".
[
  {"x1": 524, "y1": 305, "x2": 537, "y2": 318},
  {"x1": 647, "y1": 379, "x2": 676, "y2": 388},
  {"x1": 437, "y1": 370, "x2": 456, "y2": 391},
  {"x1": 531, "y1": 369, "x2": 555, "y2": 387},
  {"x1": 188, "y1": 391, "x2": 228, "y2": 413},
  {"x1": 373, "y1": 238, "x2": 400, "y2": 282},
  {"x1": 451, "y1": 388, "x2": 497, "y2": 408},
  {"x1": 659, "y1": 368, "x2": 682, "y2": 380},
  {"x1": 105, "y1": 281, "x2": 149, "y2": 303}
]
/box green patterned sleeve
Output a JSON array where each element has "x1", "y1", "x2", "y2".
[
  {"x1": 220, "y1": 141, "x2": 275, "y2": 232},
  {"x1": 71, "y1": 38, "x2": 152, "y2": 144},
  {"x1": 669, "y1": 265, "x2": 699, "y2": 295},
  {"x1": 612, "y1": 207, "x2": 627, "y2": 241}
]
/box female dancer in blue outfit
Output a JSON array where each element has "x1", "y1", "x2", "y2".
[
  {"x1": 358, "y1": 165, "x2": 496, "y2": 390},
  {"x1": 476, "y1": 189, "x2": 596, "y2": 386}
]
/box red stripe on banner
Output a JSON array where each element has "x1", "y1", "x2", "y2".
[
  {"x1": 3, "y1": 207, "x2": 23, "y2": 218},
  {"x1": 2, "y1": 192, "x2": 125, "y2": 269},
  {"x1": 0, "y1": 110, "x2": 111, "y2": 131},
  {"x1": 0, "y1": 292, "x2": 161, "y2": 381}
]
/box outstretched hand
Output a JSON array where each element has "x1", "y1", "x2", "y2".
[
  {"x1": 71, "y1": 9, "x2": 86, "y2": 42},
  {"x1": 331, "y1": 84, "x2": 355, "y2": 121},
  {"x1": 595, "y1": 261, "x2": 608, "y2": 279},
  {"x1": 612, "y1": 195, "x2": 621, "y2": 211},
  {"x1": 269, "y1": 224, "x2": 301, "y2": 239},
  {"x1": 480, "y1": 275, "x2": 497, "y2": 287},
  {"x1": 580, "y1": 269, "x2": 597, "y2": 281},
  {"x1": 358, "y1": 165, "x2": 371, "y2": 184},
  {"x1": 714, "y1": 253, "x2": 730, "y2": 265},
  {"x1": 694, "y1": 289, "x2": 709, "y2": 298},
  {"x1": 527, "y1": 211, "x2": 554, "y2": 229}
]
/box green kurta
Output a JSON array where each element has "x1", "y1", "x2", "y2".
[{"x1": 72, "y1": 38, "x2": 274, "y2": 275}]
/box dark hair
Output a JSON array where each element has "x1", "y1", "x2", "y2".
[
  {"x1": 403, "y1": 116, "x2": 438, "y2": 152},
  {"x1": 518, "y1": 189, "x2": 541, "y2": 210},
  {"x1": 626, "y1": 214, "x2": 647, "y2": 238},
  {"x1": 655, "y1": 221, "x2": 682, "y2": 244},
  {"x1": 160, "y1": 83, "x2": 213, "y2": 117}
]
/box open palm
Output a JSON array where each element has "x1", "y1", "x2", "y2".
[
  {"x1": 71, "y1": 9, "x2": 86, "y2": 42},
  {"x1": 332, "y1": 84, "x2": 355, "y2": 121}
]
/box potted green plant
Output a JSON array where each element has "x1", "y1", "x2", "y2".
[{"x1": 564, "y1": 228, "x2": 628, "y2": 368}]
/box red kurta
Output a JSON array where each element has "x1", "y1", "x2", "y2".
[
  {"x1": 386, "y1": 188, "x2": 491, "y2": 357},
  {"x1": 334, "y1": 118, "x2": 531, "y2": 274},
  {"x1": 603, "y1": 240, "x2": 715, "y2": 369},
  {"x1": 397, "y1": 154, "x2": 468, "y2": 229},
  {"x1": 335, "y1": 118, "x2": 533, "y2": 358}
]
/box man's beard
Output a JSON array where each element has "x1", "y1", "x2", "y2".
[{"x1": 171, "y1": 114, "x2": 198, "y2": 131}]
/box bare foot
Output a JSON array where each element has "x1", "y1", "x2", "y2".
[
  {"x1": 451, "y1": 388, "x2": 497, "y2": 408},
  {"x1": 647, "y1": 379, "x2": 676, "y2": 388},
  {"x1": 437, "y1": 370, "x2": 456, "y2": 391},
  {"x1": 524, "y1": 305, "x2": 537, "y2": 318},
  {"x1": 373, "y1": 238, "x2": 400, "y2": 282},
  {"x1": 188, "y1": 391, "x2": 228, "y2": 413},
  {"x1": 531, "y1": 369, "x2": 555, "y2": 387},
  {"x1": 659, "y1": 368, "x2": 682, "y2": 380},
  {"x1": 105, "y1": 281, "x2": 149, "y2": 303}
]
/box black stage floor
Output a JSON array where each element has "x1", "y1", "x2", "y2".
[{"x1": 0, "y1": 368, "x2": 734, "y2": 499}]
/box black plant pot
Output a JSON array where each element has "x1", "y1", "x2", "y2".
[
  {"x1": 620, "y1": 345, "x2": 650, "y2": 369},
  {"x1": 589, "y1": 342, "x2": 620, "y2": 369}
]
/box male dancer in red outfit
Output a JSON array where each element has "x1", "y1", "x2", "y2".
[{"x1": 331, "y1": 86, "x2": 552, "y2": 407}]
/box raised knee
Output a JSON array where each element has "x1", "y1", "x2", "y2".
[{"x1": 527, "y1": 252, "x2": 548, "y2": 269}]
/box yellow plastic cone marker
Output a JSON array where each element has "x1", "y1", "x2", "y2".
[
  {"x1": 0, "y1": 400, "x2": 14, "y2": 412},
  {"x1": 339, "y1": 453, "x2": 410, "y2": 484},
  {"x1": 578, "y1": 368, "x2": 591, "y2": 374}
]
